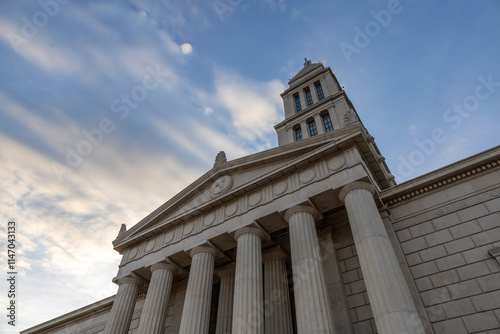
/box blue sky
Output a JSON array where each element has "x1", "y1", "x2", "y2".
[{"x1": 0, "y1": 0, "x2": 499, "y2": 331}]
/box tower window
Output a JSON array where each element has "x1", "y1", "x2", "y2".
[
  {"x1": 316, "y1": 83, "x2": 324, "y2": 100},
  {"x1": 308, "y1": 120, "x2": 318, "y2": 137},
  {"x1": 322, "y1": 113, "x2": 333, "y2": 132},
  {"x1": 305, "y1": 89, "x2": 313, "y2": 106},
  {"x1": 294, "y1": 94, "x2": 302, "y2": 112},
  {"x1": 295, "y1": 127, "x2": 303, "y2": 141}
]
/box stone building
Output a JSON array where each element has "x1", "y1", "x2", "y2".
[{"x1": 23, "y1": 60, "x2": 500, "y2": 334}]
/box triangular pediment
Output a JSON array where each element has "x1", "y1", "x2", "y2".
[
  {"x1": 113, "y1": 125, "x2": 392, "y2": 251},
  {"x1": 113, "y1": 127, "x2": 364, "y2": 249}
]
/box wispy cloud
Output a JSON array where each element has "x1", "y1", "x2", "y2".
[{"x1": 213, "y1": 68, "x2": 286, "y2": 149}]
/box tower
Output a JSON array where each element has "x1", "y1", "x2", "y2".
[
  {"x1": 276, "y1": 58, "x2": 357, "y2": 145},
  {"x1": 276, "y1": 58, "x2": 396, "y2": 188}
]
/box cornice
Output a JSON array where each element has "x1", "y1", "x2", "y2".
[
  {"x1": 21, "y1": 293, "x2": 148, "y2": 334},
  {"x1": 381, "y1": 146, "x2": 500, "y2": 206},
  {"x1": 21, "y1": 296, "x2": 113, "y2": 334}
]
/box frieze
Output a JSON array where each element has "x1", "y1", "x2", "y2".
[
  {"x1": 248, "y1": 192, "x2": 263, "y2": 207},
  {"x1": 145, "y1": 239, "x2": 156, "y2": 253},
  {"x1": 225, "y1": 203, "x2": 239, "y2": 217},
  {"x1": 272, "y1": 180, "x2": 288, "y2": 196},
  {"x1": 327, "y1": 155, "x2": 346, "y2": 172},
  {"x1": 393, "y1": 188, "x2": 500, "y2": 231},
  {"x1": 203, "y1": 212, "x2": 216, "y2": 227},
  {"x1": 164, "y1": 229, "x2": 175, "y2": 245},
  {"x1": 299, "y1": 168, "x2": 316, "y2": 184},
  {"x1": 121, "y1": 153, "x2": 349, "y2": 266}
]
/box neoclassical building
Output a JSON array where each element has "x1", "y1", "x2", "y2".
[{"x1": 23, "y1": 60, "x2": 500, "y2": 334}]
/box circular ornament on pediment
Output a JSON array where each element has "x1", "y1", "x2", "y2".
[
  {"x1": 209, "y1": 175, "x2": 233, "y2": 197},
  {"x1": 299, "y1": 169, "x2": 316, "y2": 184},
  {"x1": 272, "y1": 180, "x2": 288, "y2": 196},
  {"x1": 128, "y1": 247, "x2": 139, "y2": 260},
  {"x1": 183, "y1": 221, "x2": 195, "y2": 236},
  {"x1": 145, "y1": 239, "x2": 156, "y2": 253},
  {"x1": 225, "y1": 203, "x2": 238, "y2": 217},
  {"x1": 164, "y1": 230, "x2": 175, "y2": 245},
  {"x1": 327, "y1": 156, "x2": 346, "y2": 171},
  {"x1": 248, "y1": 192, "x2": 262, "y2": 207},
  {"x1": 204, "y1": 213, "x2": 216, "y2": 227}
]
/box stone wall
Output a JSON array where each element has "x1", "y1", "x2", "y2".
[
  {"x1": 391, "y1": 171, "x2": 500, "y2": 333},
  {"x1": 335, "y1": 235, "x2": 376, "y2": 334}
]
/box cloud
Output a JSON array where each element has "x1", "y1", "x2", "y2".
[
  {"x1": 0, "y1": 130, "x2": 206, "y2": 328},
  {"x1": 213, "y1": 68, "x2": 286, "y2": 148},
  {"x1": 0, "y1": 134, "x2": 123, "y2": 325},
  {"x1": 0, "y1": 19, "x2": 81, "y2": 73},
  {"x1": 0, "y1": 92, "x2": 80, "y2": 154}
]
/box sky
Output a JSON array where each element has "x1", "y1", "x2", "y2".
[{"x1": 0, "y1": 0, "x2": 499, "y2": 332}]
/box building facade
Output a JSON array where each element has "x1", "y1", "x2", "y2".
[{"x1": 23, "y1": 60, "x2": 500, "y2": 334}]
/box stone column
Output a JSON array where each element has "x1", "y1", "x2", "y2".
[
  {"x1": 284, "y1": 205, "x2": 336, "y2": 334},
  {"x1": 339, "y1": 182, "x2": 425, "y2": 334},
  {"x1": 263, "y1": 247, "x2": 293, "y2": 334},
  {"x1": 103, "y1": 275, "x2": 141, "y2": 334},
  {"x1": 216, "y1": 264, "x2": 235, "y2": 334},
  {"x1": 137, "y1": 262, "x2": 177, "y2": 334},
  {"x1": 231, "y1": 226, "x2": 265, "y2": 334},
  {"x1": 178, "y1": 246, "x2": 217, "y2": 334}
]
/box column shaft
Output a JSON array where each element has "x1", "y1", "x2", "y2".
[
  {"x1": 137, "y1": 263, "x2": 175, "y2": 334},
  {"x1": 340, "y1": 182, "x2": 425, "y2": 334},
  {"x1": 232, "y1": 227, "x2": 264, "y2": 334},
  {"x1": 263, "y1": 249, "x2": 293, "y2": 334},
  {"x1": 104, "y1": 276, "x2": 140, "y2": 334},
  {"x1": 285, "y1": 206, "x2": 335, "y2": 334},
  {"x1": 216, "y1": 266, "x2": 235, "y2": 334},
  {"x1": 179, "y1": 246, "x2": 217, "y2": 334}
]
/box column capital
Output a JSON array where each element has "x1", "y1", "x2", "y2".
[
  {"x1": 150, "y1": 262, "x2": 178, "y2": 274},
  {"x1": 215, "y1": 263, "x2": 236, "y2": 278},
  {"x1": 263, "y1": 247, "x2": 288, "y2": 262},
  {"x1": 116, "y1": 273, "x2": 143, "y2": 286},
  {"x1": 190, "y1": 245, "x2": 218, "y2": 258},
  {"x1": 338, "y1": 181, "x2": 375, "y2": 203},
  {"x1": 284, "y1": 205, "x2": 320, "y2": 222},
  {"x1": 234, "y1": 226, "x2": 266, "y2": 241}
]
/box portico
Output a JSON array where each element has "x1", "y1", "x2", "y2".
[
  {"x1": 102, "y1": 61, "x2": 428, "y2": 334},
  {"x1": 106, "y1": 179, "x2": 426, "y2": 334}
]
